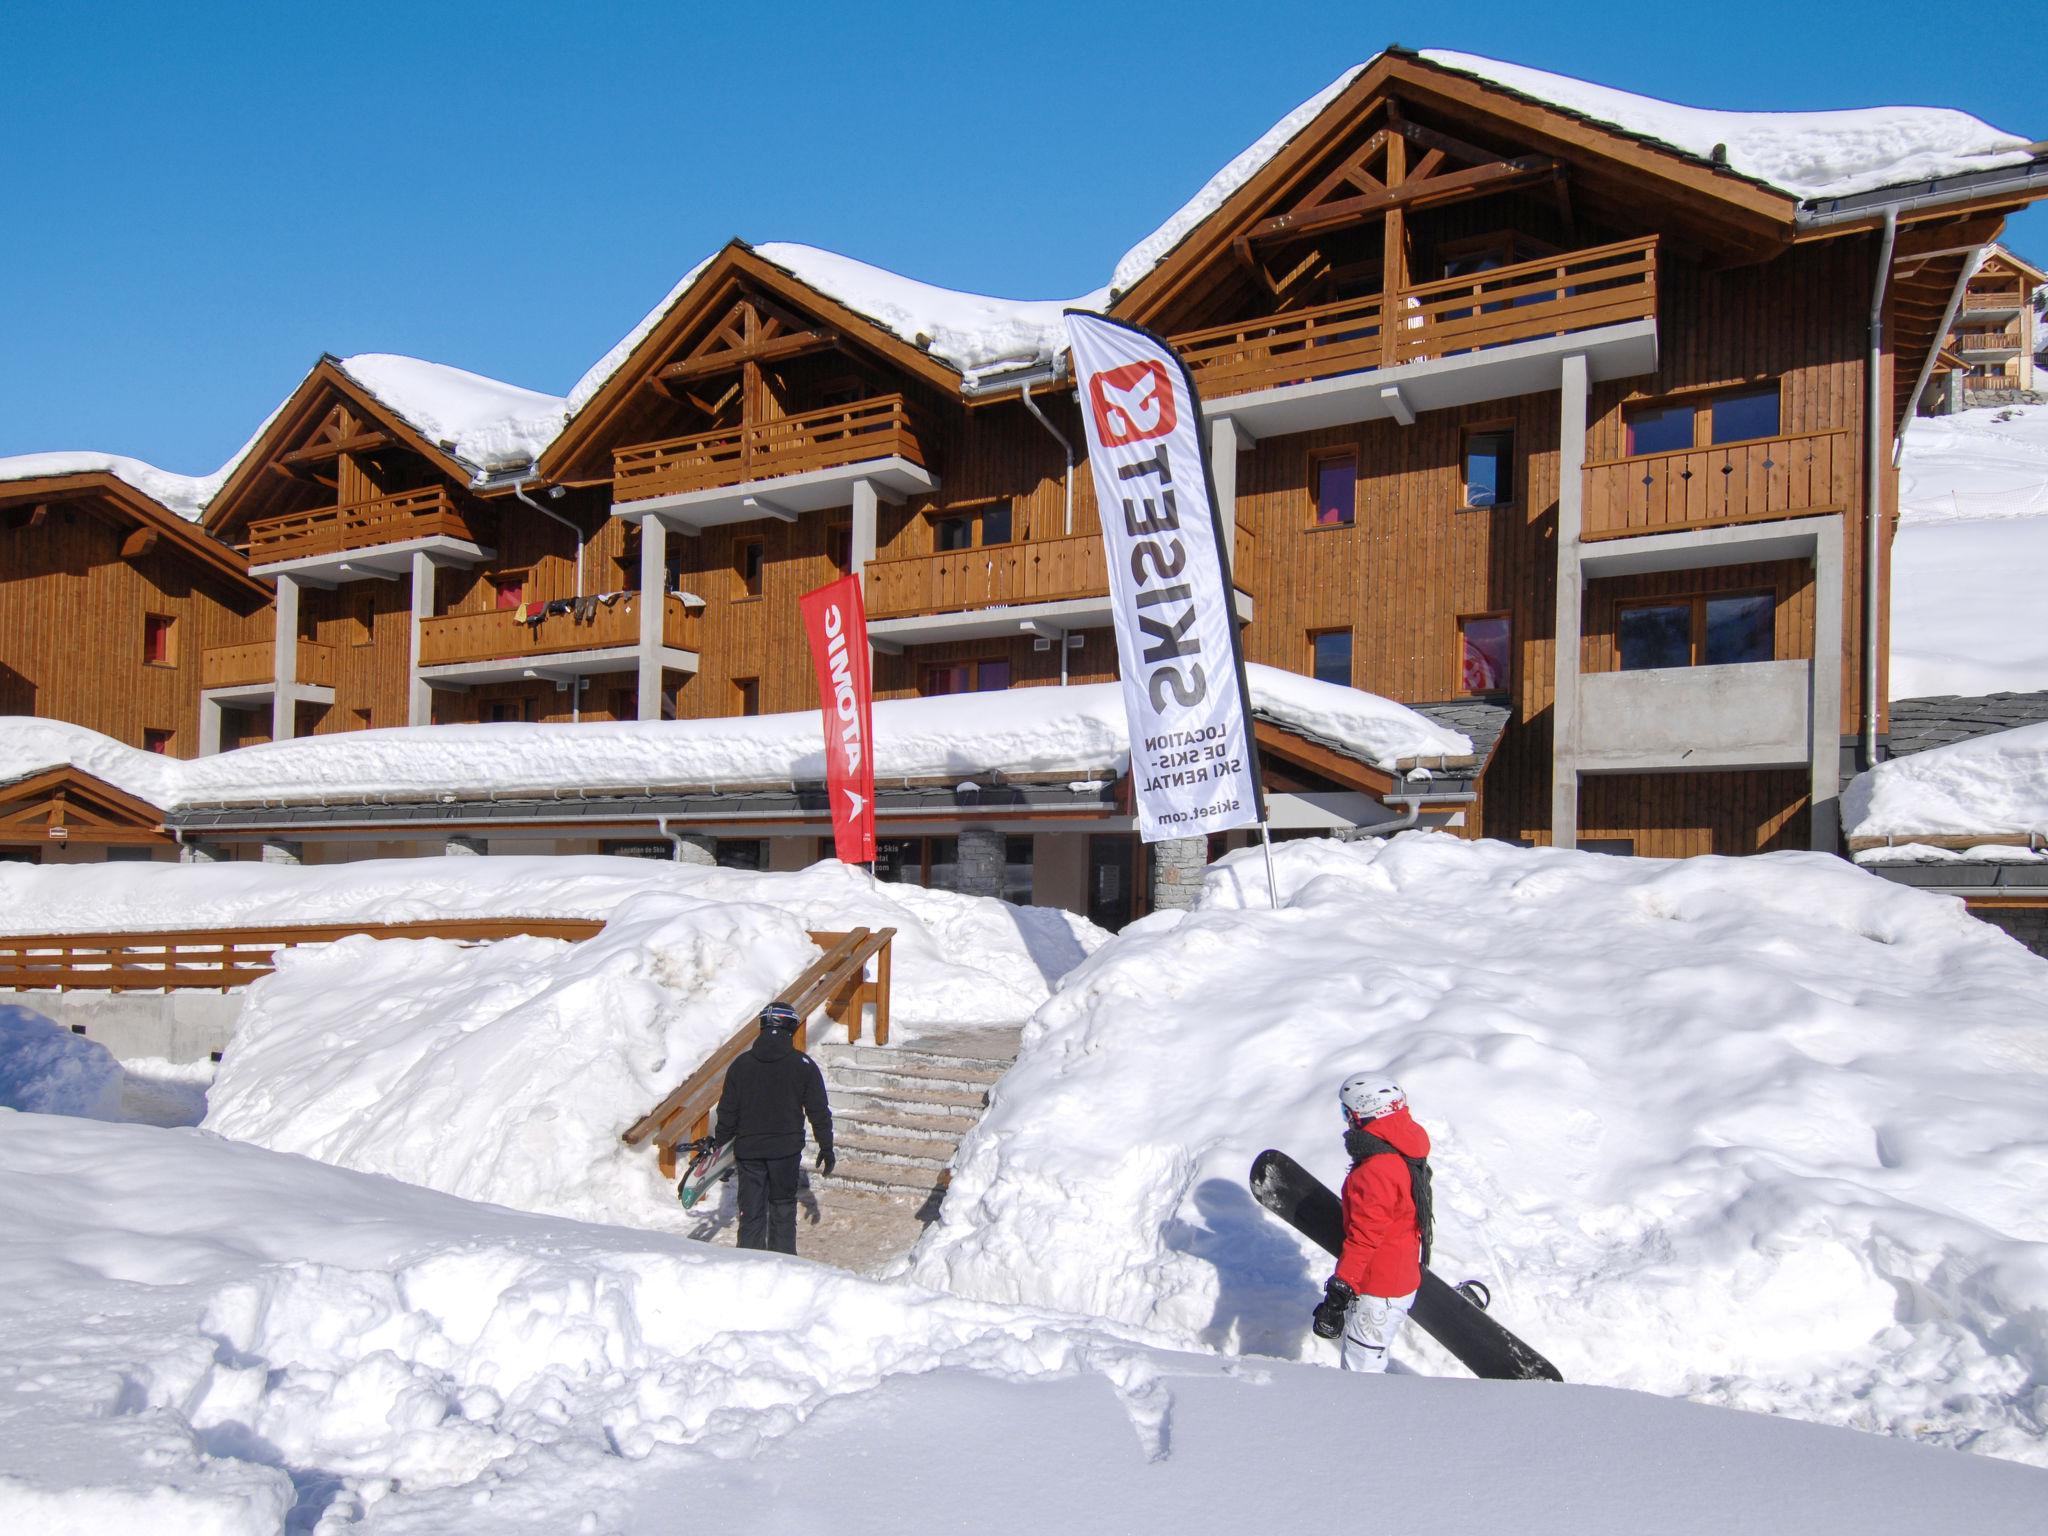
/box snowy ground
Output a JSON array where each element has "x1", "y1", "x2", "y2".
[
  {"x1": 910, "y1": 835, "x2": 2048, "y2": 1464},
  {"x1": 1892, "y1": 403, "x2": 2048, "y2": 699}
]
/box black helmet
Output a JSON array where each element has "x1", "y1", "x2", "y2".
[{"x1": 759, "y1": 1001, "x2": 802, "y2": 1032}]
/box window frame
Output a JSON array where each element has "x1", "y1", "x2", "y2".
[
  {"x1": 1622, "y1": 381, "x2": 1785, "y2": 458},
  {"x1": 1615, "y1": 588, "x2": 1777, "y2": 671},
  {"x1": 490, "y1": 570, "x2": 530, "y2": 611},
  {"x1": 143, "y1": 727, "x2": 174, "y2": 754},
  {"x1": 1309, "y1": 450, "x2": 1358, "y2": 529},
  {"x1": 1308, "y1": 627, "x2": 1353, "y2": 687},
  {"x1": 1460, "y1": 424, "x2": 1516, "y2": 510},
  {"x1": 1456, "y1": 611, "x2": 1513, "y2": 697},
  {"x1": 734, "y1": 676, "x2": 761, "y2": 716},
  {"x1": 142, "y1": 612, "x2": 178, "y2": 667},
  {"x1": 734, "y1": 539, "x2": 765, "y2": 599},
  {"x1": 919, "y1": 657, "x2": 1011, "y2": 697}
]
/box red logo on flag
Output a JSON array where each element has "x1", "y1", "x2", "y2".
[
  {"x1": 798, "y1": 574, "x2": 877, "y2": 865},
  {"x1": 1087, "y1": 360, "x2": 1177, "y2": 446}
]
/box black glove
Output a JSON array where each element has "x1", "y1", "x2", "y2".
[
  {"x1": 1311, "y1": 1279, "x2": 1355, "y2": 1339},
  {"x1": 815, "y1": 1145, "x2": 836, "y2": 1177}
]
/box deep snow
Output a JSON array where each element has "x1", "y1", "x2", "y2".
[
  {"x1": 1845, "y1": 720, "x2": 2048, "y2": 842},
  {"x1": 909, "y1": 834, "x2": 2048, "y2": 1464}
]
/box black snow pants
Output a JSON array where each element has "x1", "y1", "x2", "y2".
[{"x1": 736, "y1": 1153, "x2": 799, "y2": 1253}]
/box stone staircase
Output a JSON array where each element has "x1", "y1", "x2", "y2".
[{"x1": 813, "y1": 1026, "x2": 1023, "y2": 1203}]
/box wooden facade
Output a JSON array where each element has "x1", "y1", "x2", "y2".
[{"x1": 1944, "y1": 244, "x2": 2042, "y2": 395}]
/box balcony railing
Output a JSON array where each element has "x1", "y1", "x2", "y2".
[
  {"x1": 864, "y1": 528, "x2": 1256, "y2": 620},
  {"x1": 416, "y1": 593, "x2": 697, "y2": 668},
  {"x1": 1173, "y1": 236, "x2": 1659, "y2": 400},
  {"x1": 1954, "y1": 330, "x2": 2021, "y2": 355},
  {"x1": 1961, "y1": 290, "x2": 2027, "y2": 312},
  {"x1": 613, "y1": 395, "x2": 924, "y2": 504},
  {"x1": 200, "y1": 640, "x2": 336, "y2": 691},
  {"x1": 1582, "y1": 428, "x2": 1853, "y2": 540},
  {"x1": 244, "y1": 486, "x2": 489, "y2": 565}
]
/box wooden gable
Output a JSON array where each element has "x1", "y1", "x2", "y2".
[
  {"x1": 540, "y1": 242, "x2": 964, "y2": 487},
  {"x1": 0, "y1": 474, "x2": 268, "y2": 605},
  {"x1": 204, "y1": 358, "x2": 476, "y2": 543},
  {"x1": 0, "y1": 766, "x2": 171, "y2": 848}
]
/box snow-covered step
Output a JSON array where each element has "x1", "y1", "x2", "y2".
[
  {"x1": 831, "y1": 1083, "x2": 988, "y2": 1115},
  {"x1": 833, "y1": 1106, "x2": 978, "y2": 1144},
  {"x1": 829, "y1": 1157, "x2": 950, "y2": 1198},
  {"x1": 824, "y1": 1042, "x2": 1014, "y2": 1077},
  {"x1": 827, "y1": 1062, "x2": 999, "y2": 1099},
  {"x1": 836, "y1": 1131, "x2": 955, "y2": 1173}
]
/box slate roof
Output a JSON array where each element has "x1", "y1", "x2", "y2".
[{"x1": 1886, "y1": 692, "x2": 2048, "y2": 757}]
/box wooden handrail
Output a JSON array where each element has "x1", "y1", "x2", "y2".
[
  {"x1": 622, "y1": 926, "x2": 897, "y2": 1177},
  {"x1": 244, "y1": 486, "x2": 486, "y2": 563},
  {"x1": 612, "y1": 394, "x2": 922, "y2": 501}
]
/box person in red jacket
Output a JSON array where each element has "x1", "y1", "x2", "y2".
[{"x1": 1310, "y1": 1072, "x2": 1433, "y2": 1372}]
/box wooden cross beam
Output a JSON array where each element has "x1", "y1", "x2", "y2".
[
  {"x1": 279, "y1": 430, "x2": 392, "y2": 468},
  {"x1": 658, "y1": 327, "x2": 839, "y2": 384},
  {"x1": 1248, "y1": 156, "x2": 1561, "y2": 248}
]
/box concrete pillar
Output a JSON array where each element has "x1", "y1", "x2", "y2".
[
  {"x1": 850, "y1": 479, "x2": 880, "y2": 583},
  {"x1": 1209, "y1": 416, "x2": 1245, "y2": 564},
  {"x1": 1148, "y1": 835, "x2": 1208, "y2": 912},
  {"x1": 178, "y1": 840, "x2": 227, "y2": 864},
  {"x1": 1549, "y1": 354, "x2": 1590, "y2": 850},
  {"x1": 674, "y1": 833, "x2": 716, "y2": 867},
  {"x1": 199, "y1": 695, "x2": 225, "y2": 756},
  {"x1": 954, "y1": 826, "x2": 1006, "y2": 899},
  {"x1": 444, "y1": 835, "x2": 487, "y2": 857},
  {"x1": 409, "y1": 550, "x2": 436, "y2": 727},
  {"x1": 259, "y1": 839, "x2": 302, "y2": 866},
  {"x1": 1809, "y1": 515, "x2": 1847, "y2": 852},
  {"x1": 272, "y1": 573, "x2": 301, "y2": 742},
  {"x1": 637, "y1": 515, "x2": 672, "y2": 723}
]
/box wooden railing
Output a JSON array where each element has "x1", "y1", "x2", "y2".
[
  {"x1": 1582, "y1": 428, "x2": 1853, "y2": 540},
  {"x1": 1953, "y1": 329, "x2": 2021, "y2": 354},
  {"x1": 1173, "y1": 236, "x2": 1659, "y2": 398},
  {"x1": 417, "y1": 593, "x2": 698, "y2": 667},
  {"x1": 865, "y1": 528, "x2": 1257, "y2": 620},
  {"x1": 244, "y1": 486, "x2": 488, "y2": 565},
  {"x1": 0, "y1": 918, "x2": 606, "y2": 992},
  {"x1": 623, "y1": 927, "x2": 897, "y2": 1177},
  {"x1": 200, "y1": 639, "x2": 336, "y2": 691},
  {"x1": 1961, "y1": 289, "x2": 2027, "y2": 311},
  {"x1": 613, "y1": 395, "x2": 923, "y2": 503}
]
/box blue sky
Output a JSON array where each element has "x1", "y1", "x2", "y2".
[{"x1": 3, "y1": 1, "x2": 2041, "y2": 474}]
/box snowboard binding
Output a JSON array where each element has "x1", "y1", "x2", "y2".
[{"x1": 1454, "y1": 1279, "x2": 1492, "y2": 1312}]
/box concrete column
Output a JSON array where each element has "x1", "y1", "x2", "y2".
[
  {"x1": 637, "y1": 515, "x2": 671, "y2": 724},
  {"x1": 444, "y1": 835, "x2": 487, "y2": 856},
  {"x1": 259, "y1": 839, "x2": 302, "y2": 866},
  {"x1": 178, "y1": 840, "x2": 227, "y2": 864},
  {"x1": 1148, "y1": 835, "x2": 1208, "y2": 912},
  {"x1": 408, "y1": 550, "x2": 436, "y2": 727},
  {"x1": 674, "y1": 833, "x2": 716, "y2": 867},
  {"x1": 954, "y1": 826, "x2": 1006, "y2": 899},
  {"x1": 850, "y1": 479, "x2": 880, "y2": 583},
  {"x1": 199, "y1": 696, "x2": 224, "y2": 756},
  {"x1": 1549, "y1": 354, "x2": 1590, "y2": 850},
  {"x1": 272, "y1": 573, "x2": 301, "y2": 742},
  {"x1": 1208, "y1": 416, "x2": 1245, "y2": 563},
  {"x1": 1809, "y1": 515, "x2": 1847, "y2": 852}
]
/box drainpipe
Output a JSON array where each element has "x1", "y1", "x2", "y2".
[
  {"x1": 513, "y1": 476, "x2": 588, "y2": 724},
  {"x1": 1863, "y1": 209, "x2": 1898, "y2": 772},
  {"x1": 656, "y1": 814, "x2": 684, "y2": 862},
  {"x1": 1019, "y1": 385, "x2": 1077, "y2": 537},
  {"x1": 1372, "y1": 799, "x2": 1425, "y2": 837}
]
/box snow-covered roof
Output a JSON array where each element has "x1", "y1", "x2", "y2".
[
  {"x1": 0, "y1": 426, "x2": 269, "y2": 525},
  {"x1": 1844, "y1": 721, "x2": 2048, "y2": 842},
  {"x1": 331, "y1": 355, "x2": 566, "y2": 476},
  {"x1": 565, "y1": 242, "x2": 1104, "y2": 419},
  {"x1": 1111, "y1": 48, "x2": 2038, "y2": 296},
  {"x1": 0, "y1": 669, "x2": 1470, "y2": 814}
]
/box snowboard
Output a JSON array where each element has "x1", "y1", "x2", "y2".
[
  {"x1": 1249, "y1": 1148, "x2": 1562, "y2": 1382},
  {"x1": 676, "y1": 1138, "x2": 736, "y2": 1209}
]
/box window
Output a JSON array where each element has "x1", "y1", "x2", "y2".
[
  {"x1": 1625, "y1": 385, "x2": 1783, "y2": 456},
  {"x1": 1310, "y1": 629, "x2": 1352, "y2": 687},
  {"x1": 1313, "y1": 454, "x2": 1356, "y2": 527},
  {"x1": 142, "y1": 614, "x2": 176, "y2": 666},
  {"x1": 736, "y1": 541, "x2": 764, "y2": 598},
  {"x1": 1618, "y1": 592, "x2": 1775, "y2": 670},
  {"x1": 735, "y1": 677, "x2": 760, "y2": 716},
  {"x1": 485, "y1": 699, "x2": 535, "y2": 723},
  {"x1": 1463, "y1": 429, "x2": 1514, "y2": 508},
  {"x1": 932, "y1": 503, "x2": 1013, "y2": 550},
  {"x1": 492, "y1": 573, "x2": 527, "y2": 611},
  {"x1": 934, "y1": 515, "x2": 974, "y2": 552},
  {"x1": 980, "y1": 502, "x2": 1013, "y2": 545},
  {"x1": 715, "y1": 839, "x2": 767, "y2": 871},
  {"x1": 610, "y1": 688, "x2": 637, "y2": 722},
  {"x1": 1579, "y1": 838, "x2": 1636, "y2": 857},
  {"x1": 1003, "y1": 835, "x2": 1034, "y2": 907},
  {"x1": 349, "y1": 588, "x2": 376, "y2": 646},
  {"x1": 663, "y1": 553, "x2": 684, "y2": 595},
  {"x1": 921, "y1": 658, "x2": 1010, "y2": 696},
  {"x1": 1459, "y1": 615, "x2": 1512, "y2": 694},
  {"x1": 143, "y1": 728, "x2": 174, "y2": 755},
  {"x1": 828, "y1": 524, "x2": 853, "y2": 574}
]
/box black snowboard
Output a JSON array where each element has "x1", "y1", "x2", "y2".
[{"x1": 1250, "y1": 1148, "x2": 1562, "y2": 1382}]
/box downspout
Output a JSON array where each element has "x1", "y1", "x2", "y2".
[
  {"x1": 656, "y1": 814, "x2": 684, "y2": 862},
  {"x1": 1373, "y1": 799, "x2": 1424, "y2": 837},
  {"x1": 1018, "y1": 383, "x2": 1078, "y2": 537},
  {"x1": 1862, "y1": 208, "x2": 1897, "y2": 772},
  {"x1": 514, "y1": 476, "x2": 587, "y2": 724}
]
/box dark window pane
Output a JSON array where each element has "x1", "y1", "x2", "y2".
[
  {"x1": 977, "y1": 659, "x2": 1012, "y2": 692},
  {"x1": 980, "y1": 504, "x2": 1013, "y2": 545},
  {"x1": 1002, "y1": 836, "x2": 1035, "y2": 906},
  {"x1": 874, "y1": 839, "x2": 920, "y2": 883},
  {"x1": 1312, "y1": 630, "x2": 1352, "y2": 686},
  {"x1": 714, "y1": 839, "x2": 766, "y2": 871},
  {"x1": 1704, "y1": 593, "x2": 1775, "y2": 665},
  {"x1": 1464, "y1": 432, "x2": 1513, "y2": 507},
  {"x1": 1460, "y1": 616, "x2": 1511, "y2": 692},
  {"x1": 935, "y1": 516, "x2": 974, "y2": 551},
  {"x1": 828, "y1": 527, "x2": 852, "y2": 572},
  {"x1": 922, "y1": 663, "x2": 970, "y2": 697},
  {"x1": 1626, "y1": 404, "x2": 1694, "y2": 456},
  {"x1": 1315, "y1": 457, "x2": 1356, "y2": 526},
  {"x1": 1618, "y1": 604, "x2": 1692, "y2": 670},
  {"x1": 926, "y1": 837, "x2": 960, "y2": 892},
  {"x1": 1710, "y1": 389, "x2": 1780, "y2": 446}
]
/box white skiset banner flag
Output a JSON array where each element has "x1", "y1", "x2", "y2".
[{"x1": 1064, "y1": 310, "x2": 1264, "y2": 843}]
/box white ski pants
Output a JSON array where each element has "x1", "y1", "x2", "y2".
[{"x1": 1340, "y1": 1290, "x2": 1416, "y2": 1373}]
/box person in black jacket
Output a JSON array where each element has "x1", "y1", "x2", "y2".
[{"x1": 713, "y1": 1000, "x2": 834, "y2": 1254}]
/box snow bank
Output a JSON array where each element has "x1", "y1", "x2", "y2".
[
  {"x1": 1894, "y1": 404, "x2": 2048, "y2": 698},
  {"x1": 909, "y1": 834, "x2": 2048, "y2": 1463},
  {"x1": 1845, "y1": 721, "x2": 2048, "y2": 841},
  {"x1": 335, "y1": 354, "x2": 566, "y2": 474},
  {"x1": 0, "y1": 856, "x2": 1104, "y2": 1032},
  {"x1": 9, "y1": 1115, "x2": 2039, "y2": 1534},
  {"x1": 0, "y1": 1006, "x2": 126, "y2": 1120},
  {"x1": 0, "y1": 670, "x2": 1465, "y2": 810}
]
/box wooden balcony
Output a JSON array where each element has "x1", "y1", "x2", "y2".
[
  {"x1": 1961, "y1": 289, "x2": 2027, "y2": 313},
  {"x1": 613, "y1": 395, "x2": 925, "y2": 504},
  {"x1": 200, "y1": 640, "x2": 336, "y2": 691},
  {"x1": 1173, "y1": 236, "x2": 1659, "y2": 400},
  {"x1": 416, "y1": 593, "x2": 697, "y2": 669},
  {"x1": 244, "y1": 486, "x2": 489, "y2": 566},
  {"x1": 1581, "y1": 428, "x2": 1853, "y2": 540},
  {"x1": 1954, "y1": 329, "x2": 2021, "y2": 355}
]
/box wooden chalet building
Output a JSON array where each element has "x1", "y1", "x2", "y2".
[
  {"x1": 1936, "y1": 243, "x2": 2043, "y2": 405},
  {"x1": 5, "y1": 47, "x2": 2048, "y2": 911}
]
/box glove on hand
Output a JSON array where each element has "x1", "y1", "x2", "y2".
[
  {"x1": 1311, "y1": 1279, "x2": 1356, "y2": 1339},
  {"x1": 815, "y1": 1145, "x2": 836, "y2": 1177}
]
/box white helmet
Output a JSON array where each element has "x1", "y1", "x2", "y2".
[{"x1": 1339, "y1": 1072, "x2": 1406, "y2": 1124}]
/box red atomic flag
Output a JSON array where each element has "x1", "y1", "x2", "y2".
[{"x1": 798, "y1": 573, "x2": 877, "y2": 864}]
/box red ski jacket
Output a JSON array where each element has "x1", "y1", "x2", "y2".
[{"x1": 1334, "y1": 1106, "x2": 1430, "y2": 1299}]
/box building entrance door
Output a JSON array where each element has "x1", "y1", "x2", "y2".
[{"x1": 1086, "y1": 833, "x2": 1136, "y2": 932}]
